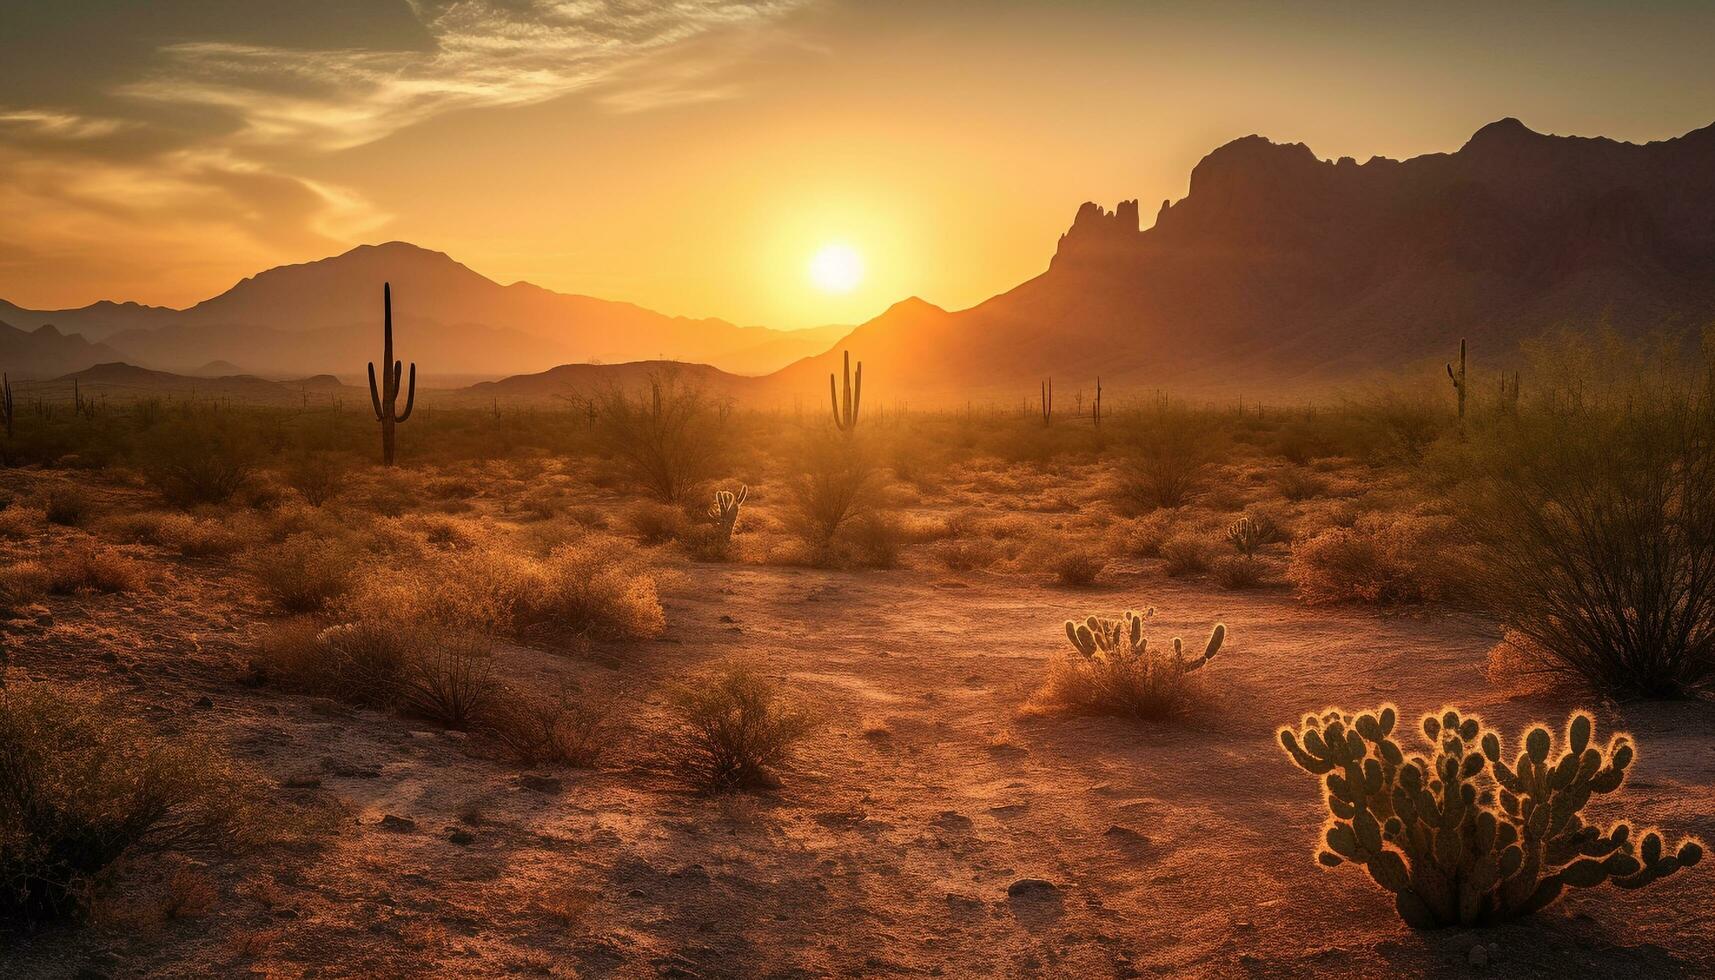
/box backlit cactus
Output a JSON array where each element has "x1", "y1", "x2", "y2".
[
  {"x1": 1225, "y1": 514, "x2": 1278, "y2": 555},
  {"x1": 829, "y1": 350, "x2": 861, "y2": 433},
  {"x1": 1, "y1": 372, "x2": 12, "y2": 439},
  {"x1": 367, "y1": 282, "x2": 417, "y2": 466},
  {"x1": 710, "y1": 484, "x2": 747, "y2": 543},
  {"x1": 1447, "y1": 338, "x2": 1466, "y2": 419},
  {"x1": 1063, "y1": 608, "x2": 1225, "y2": 673},
  {"x1": 1279, "y1": 706, "x2": 1703, "y2": 928}
]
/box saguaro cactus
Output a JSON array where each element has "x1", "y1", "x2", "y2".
[
  {"x1": 1447, "y1": 339, "x2": 1466, "y2": 419},
  {"x1": 1092, "y1": 376, "x2": 1102, "y2": 429},
  {"x1": 1, "y1": 373, "x2": 12, "y2": 438},
  {"x1": 710, "y1": 484, "x2": 747, "y2": 543},
  {"x1": 1280, "y1": 706, "x2": 1703, "y2": 929},
  {"x1": 1040, "y1": 378, "x2": 1053, "y2": 426},
  {"x1": 1499, "y1": 370, "x2": 1520, "y2": 413},
  {"x1": 367, "y1": 282, "x2": 417, "y2": 466},
  {"x1": 829, "y1": 350, "x2": 861, "y2": 433}
]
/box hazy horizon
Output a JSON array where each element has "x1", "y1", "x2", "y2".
[{"x1": 5, "y1": 1, "x2": 1715, "y2": 329}]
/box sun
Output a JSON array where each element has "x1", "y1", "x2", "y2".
[{"x1": 808, "y1": 242, "x2": 864, "y2": 293}]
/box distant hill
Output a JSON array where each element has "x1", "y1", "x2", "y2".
[
  {"x1": 0, "y1": 321, "x2": 125, "y2": 379},
  {"x1": 31, "y1": 362, "x2": 361, "y2": 407},
  {"x1": 772, "y1": 117, "x2": 1715, "y2": 402},
  {"x1": 0, "y1": 243, "x2": 848, "y2": 378},
  {"x1": 460, "y1": 360, "x2": 760, "y2": 405}
]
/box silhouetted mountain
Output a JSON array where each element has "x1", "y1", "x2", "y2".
[
  {"x1": 0, "y1": 243, "x2": 848, "y2": 377},
  {"x1": 774, "y1": 118, "x2": 1715, "y2": 401},
  {"x1": 461, "y1": 360, "x2": 757, "y2": 405},
  {"x1": 35, "y1": 362, "x2": 361, "y2": 407},
  {"x1": 0, "y1": 320, "x2": 125, "y2": 379}
]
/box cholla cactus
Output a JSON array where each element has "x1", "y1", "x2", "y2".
[
  {"x1": 1063, "y1": 608, "x2": 1225, "y2": 672},
  {"x1": 1225, "y1": 514, "x2": 1278, "y2": 555},
  {"x1": 1280, "y1": 706, "x2": 1703, "y2": 929},
  {"x1": 709, "y1": 485, "x2": 747, "y2": 542}
]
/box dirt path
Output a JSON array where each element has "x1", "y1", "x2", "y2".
[{"x1": 5, "y1": 546, "x2": 1714, "y2": 978}]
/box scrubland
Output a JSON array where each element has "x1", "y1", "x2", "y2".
[{"x1": 1, "y1": 339, "x2": 1712, "y2": 977}]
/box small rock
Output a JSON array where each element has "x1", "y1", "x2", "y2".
[
  {"x1": 283, "y1": 774, "x2": 322, "y2": 789},
  {"x1": 193, "y1": 695, "x2": 214, "y2": 709},
  {"x1": 448, "y1": 829, "x2": 476, "y2": 846},
  {"x1": 1007, "y1": 877, "x2": 1057, "y2": 898},
  {"x1": 378, "y1": 814, "x2": 417, "y2": 833},
  {"x1": 519, "y1": 774, "x2": 563, "y2": 794},
  {"x1": 1468, "y1": 945, "x2": 1489, "y2": 968}
]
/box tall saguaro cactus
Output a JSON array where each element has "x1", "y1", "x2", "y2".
[
  {"x1": 1, "y1": 373, "x2": 12, "y2": 438},
  {"x1": 1040, "y1": 378, "x2": 1053, "y2": 425},
  {"x1": 829, "y1": 350, "x2": 861, "y2": 433},
  {"x1": 1092, "y1": 376, "x2": 1102, "y2": 429},
  {"x1": 367, "y1": 282, "x2": 417, "y2": 466},
  {"x1": 1447, "y1": 338, "x2": 1466, "y2": 419}
]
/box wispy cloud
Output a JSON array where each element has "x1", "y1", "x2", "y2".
[{"x1": 0, "y1": 0, "x2": 809, "y2": 306}]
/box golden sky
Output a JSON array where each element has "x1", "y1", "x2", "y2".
[{"x1": 3, "y1": 1, "x2": 1715, "y2": 328}]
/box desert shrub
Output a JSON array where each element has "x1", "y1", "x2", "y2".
[
  {"x1": 666, "y1": 659, "x2": 814, "y2": 791},
  {"x1": 623, "y1": 500, "x2": 688, "y2": 545},
  {"x1": 1212, "y1": 555, "x2": 1264, "y2": 590},
  {"x1": 481, "y1": 684, "x2": 612, "y2": 768},
  {"x1": 1036, "y1": 610, "x2": 1227, "y2": 720},
  {"x1": 40, "y1": 485, "x2": 93, "y2": 527},
  {"x1": 1049, "y1": 544, "x2": 1107, "y2": 586},
  {"x1": 398, "y1": 631, "x2": 497, "y2": 730},
  {"x1": 140, "y1": 411, "x2": 259, "y2": 506},
  {"x1": 1275, "y1": 466, "x2": 1328, "y2": 502},
  {"x1": 279, "y1": 619, "x2": 415, "y2": 709},
  {"x1": 931, "y1": 537, "x2": 1001, "y2": 572},
  {"x1": 0, "y1": 505, "x2": 35, "y2": 541},
  {"x1": 592, "y1": 370, "x2": 726, "y2": 503},
  {"x1": 785, "y1": 434, "x2": 878, "y2": 555},
  {"x1": 0, "y1": 679, "x2": 247, "y2": 922},
  {"x1": 519, "y1": 537, "x2": 665, "y2": 641},
  {"x1": 1160, "y1": 532, "x2": 1213, "y2": 577},
  {"x1": 283, "y1": 452, "x2": 348, "y2": 507},
  {"x1": 843, "y1": 511, "x2": 904, "y2": 569},
  {"x1": 1458, "y1": 381, "x2": 1715, "y2": 698},
  {"x1": 105, "y1": 511, "x2": 247, "y2": 558},
  {"x1": 1117, "y1": 415, "x2": 1214, "y2": 510},
  {"x1": 16, "y1": 545, "x2": 149, "y2": 596},
  {"x1": 1287, "y1": 514, "x2": 1456, "y2": 605},
  {"x1": 250, "y1": 533, "x2": 354, "y2": 612},
  {"x1": 1279, "y1": 706, "x2": 1704, "y2": 929}
]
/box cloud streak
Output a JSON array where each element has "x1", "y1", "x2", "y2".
[{"x1": 0, "y1": 0, "x2": 808, "y2": 307}]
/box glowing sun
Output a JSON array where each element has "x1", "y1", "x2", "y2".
[{"x1": 808, "y1": 242, "x2": 864, "y2": 293}]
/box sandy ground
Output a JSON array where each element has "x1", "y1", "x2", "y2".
[{"x1": 3, "y1": 511, "x2": 1712, "y2": 979}]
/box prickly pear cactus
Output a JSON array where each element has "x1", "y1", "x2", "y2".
[
  {"x1": 1063, "y1": 608, "x2": 1225, "y2": 673},
  {"x1": 1225, "y1": 515, "x2": 1277, "y2": 556},
  {"x1": 1279, "y1": 706, "x2": 1703, "y2": 928}
]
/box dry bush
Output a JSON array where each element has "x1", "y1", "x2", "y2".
[
  {"x1": 1275, "y1": 466, "x2": 1329, "y2": 502},
  {"x1": 1118, "y1": 416, "x2": 1215, "y2": 511},
  {"x1": 592, "y1": 370, "x2": 727, "y2": 503},
  {"x1": 250, "y1": 532, "x2": 355, "y2": 612},
  {"x1": 1212, "y1": 555, "x2": 1264, "y2": 590},
  {"x1": 41, "y1": 485, "x2": 94, "y2": 527},
  {"x1": 283, "y1": 452, "x2": 349, "y2": 507},
  {"x1": 623, "y1": 500, "x2": 688, "y2": 544},
  {"x1": 0, "y1": 679, "x2": 248, "y2": 922},
  {"x1": 1160, "y1": 532, "x2": 1214, "y2": 577},
  {"x1": 1048, "y1": 543, "x2": 1107, "y2": 586},
  {"x1": 1459, "y1": 371, "x2": 1715, "y2": 698},
  {"x1": 520, "y1": 537, "x2": 666, "y2": 641},
  {"x1": 141, "y1": 412, "x2": 259, "y2": 506},
  {"x1": 0, "y1": 505, "x2": 36, "y2": 541},
  {"x1": 667, "y1": 659, "x2": 814, "y2": 791},
  {"x1": 931, "y1": 537, "x2": 1002, "y2": 572},
  {"x1": 843, "y1": 511, "x2": 904, "y2": 569},
  {"x1": 398, "y1": 631, "x2": 498, "y2": 730},
  {"x1": 160, "y1": 865, "x2": 218, "y2": 920},
  {"x1": 1286, "y1": 513, "x2": 1456, "y2": 605},
  {"x1": 1035, "y1": 610, "x2": 1226, "y2": 722},
  {"x1": 785, "y1": 435, "x2": 879, "y2": 557},
  {"x1": 9, "y1": 545, "x2": 150, "y2": 597},
  {"x1": 481, "y1": 684, "x2": 612, "y2": 768},
  {"x1": 1112, "y1": 510, "x2": 1179, "y2": 558},
  {"x1": 104, "y1": 511, "x2": 247, "y2": 558},
  {"x1": 251, "y1": 617, "x2": 416, "y2": 709}
]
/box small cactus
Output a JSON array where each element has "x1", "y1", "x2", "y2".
[
  {"x1": 1063, "y1": 609, "x2": 1226, "y2": 673},
  {"x1": 367, "y1": 282, "x2": 417, "y2": 466},
  {"x1": 1280, "y1": 706, "x2": 1703, "y2": 928},
  {"x1": 709, "y1": 485, "x2": 747, "y2": 543},
  {"x1": 1225, "y1": 514, "x2": 1279, "y2": 556},
  {"x1": 829, "y1": 350, "x2": 861, "y2": 433}
]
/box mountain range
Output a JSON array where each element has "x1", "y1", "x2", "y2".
[
  {"x1": 4, "y1": 117, "x2": 1713, "y2": 402},
  {"x1": 0, "y1": 245, "x2": 846, "y2": 379},
  {"x1": 774, "y1": 117, "x2": 1715, "y2": 400}
]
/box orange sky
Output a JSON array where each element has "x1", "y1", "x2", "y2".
[{"x1": 3, "y1": 1, "x2": 1714, "y2": 328}]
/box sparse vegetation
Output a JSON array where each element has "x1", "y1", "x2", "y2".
[
  {"x1": 667, "y1": 659, "x2": 814, "y2": 791},
  {"x1": 1035, "y1": 609, "x2": 1227, "y2": 720}
]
